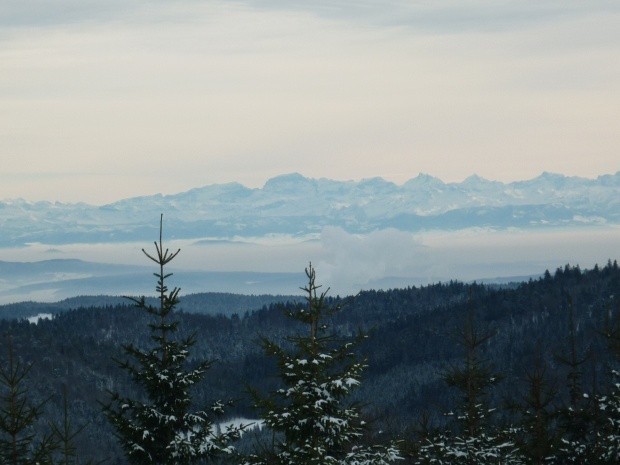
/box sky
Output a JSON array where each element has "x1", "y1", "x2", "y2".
[{"x1": 1, "y1": 0, "x2": 619, "y2": 205}]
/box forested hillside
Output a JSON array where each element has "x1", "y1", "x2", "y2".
[
  {"x1": 0, "y1": 292, "x2": 304, "y2": 320},
  {"x1": 1, "y1": 260, "x2": 619, "y2": 463}
]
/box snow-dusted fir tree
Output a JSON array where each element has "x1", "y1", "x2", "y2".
[
  {"x1": 0, "y1": 337, "x2": 56, "y2": 465},
  {"x1": 416, "y1": 301, "x2": 524, "y2": 465},
  {"x1": 596, "y1": 297, "x2": 620, "y2": 463},
  {"x1": 554, "y1": 294, "x2": 599, "y2": 464},
  {"x1": 512, "y1": 357, "x2": 559, "y2": 464},
  {"x1": 243, "y1": 263, "x2": 401, "y2": 465},
  {"x1": 103, "y1": 216, "x2": 241, "y2": 465},
  {"x1": 587, "y1": 370, "x2": 620, "y2": 464},
  {"x1": 584, "y1": 298, "x2": 620, "y2": 464}
]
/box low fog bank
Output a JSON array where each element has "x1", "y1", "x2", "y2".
[
  {"x1": 0, "y1": 226, "x2": 617, "y2": 302},
  {"x1": 316, "y1": 226, "x2": 618, "y2": 294}
]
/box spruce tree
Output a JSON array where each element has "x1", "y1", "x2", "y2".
[
  {"x1": 0, "y1": 336, "x2": 57, "y2": 465},
  {"x1": 593, "y1": 370, "x2": 620, "y2": 464},
  {"x1": 51, "y1": 386, "x2": 92, "y2": 465},
  {"x1": 590, "y1": 296, "x2": 620, "y2": 464},
  {"x1": 444, "y1": 303, "x2": 499, "y2": 440},
  {"x1": 512, "y1": 355, "x2": 559, "y2": 464},
  {"x1": 103, "y1": 215, "x2": 241, "y2": 464},
  {"x1": 416, "y1": 300, "x2": 523, "y2": 465},
  {"x1": 243, "y1": 263, "x2": 400, "y2": 465},
  {"x1": 555, "y1": 294, "x2": 598, "y2": 464}
]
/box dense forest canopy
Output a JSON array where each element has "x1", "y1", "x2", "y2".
[{"x1": 0, "y1": 260, "x2": 619, "y2": 463}]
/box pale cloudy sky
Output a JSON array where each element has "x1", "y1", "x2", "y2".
[{"x1": 1, "y1": 1, "x2": 619, "y2": 204}]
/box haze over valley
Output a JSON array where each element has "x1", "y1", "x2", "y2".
[{"x1": 0, "y1": 171, "x2": 617, "y2": 303}]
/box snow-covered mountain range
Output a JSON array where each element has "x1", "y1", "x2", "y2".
[{"x1": 1, "y1": 171, "x2": 618, "y2": 247}]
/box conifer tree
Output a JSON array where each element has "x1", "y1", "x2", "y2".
[
  {"x1": 555, "y1": 294, "x2": 598, "y2": 464},
  {"x1": 0, "y1": 336, "x2": 57, "y2": 465},
  {"x1": 103, "y1": 215, "x2": 241, "y2": 465},
  {"x1": 243, "y1": 263, "x2": 401, "y2": 465},
  {"x1": 590, "y1": 296, "x2": 620, "y2": 463},
  {"x1": 416, "y1": 300, "x2": 523, "y2": 465},
  {"x1": 52, "y1": 385, "x2": 93, "y2": 465},
  {"x1": 512, "y1": 354, "x2": 559, "y2": 464},
  {"x1": 593, "y1": 370, "x2": 620, "y2": 464},
  {"x1": 444, "y1": 303, "x2": 499, "y2": 440}
]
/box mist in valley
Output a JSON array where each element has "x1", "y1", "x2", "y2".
[{"x1": 0, "y1": 225, "x2": 616, "y2": 303}]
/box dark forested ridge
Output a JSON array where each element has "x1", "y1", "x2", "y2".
[
  {"x1": 0, "y1": 292, "x2": 304, "y2": 320},
  {"x1": 1, "y1": 260, "x2": 619, "y2": 463}
]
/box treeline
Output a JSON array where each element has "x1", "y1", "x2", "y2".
[
  {"x1": 0, "y1": 293, "x2": 305, "y2": 321},
  {"x1": 1, "y1": 258, "x2": 620, "y2": 463}
]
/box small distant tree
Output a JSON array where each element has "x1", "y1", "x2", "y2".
[
  {"x1": 511, "y1": 354, "x2": 559, "y2": 464},
  {"x1": 592, "y1": 370, "x2": 620, "y2": 464},
  {"x1": 444, "y1": 303, "x2": 499, "y2": 440},
  {"x1": 243, "y1": 263, "x2": 401, "y2": 465},
  {"x1": 416, "y1": 299, "x2": 524, "y2": 465},
  {"x1": 52, "y1": 385, "x2": 94, "y2": 465},
  {"x1": 0, "y1": 336, "x2": 57, "y2": 465},
  {"x1": 103, "y1": 215, "x2": 241, "y2": 465},
  {"x1": 588, "y1": 296, "x2": 620, "y2": 463},
  {"x1": 555, "y1": 294, "x2": 598, "y2": 464}
]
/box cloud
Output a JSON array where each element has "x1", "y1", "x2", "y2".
[
  {"x1": 3, "y1": 1, "x2": 618, "y2": 30},
  {"x1": 225, "y1": 1, "x2": 620, "y2": 34},
  {"x1": 312, "y1": 226, "x2": 620, "y2": 294},
  {"x1": 316, "y1": 227, "x2": 430, "y2": 292}
]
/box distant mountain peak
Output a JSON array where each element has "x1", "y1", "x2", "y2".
[
  {"x1": 263, "y1": 172, "x2": 312, "y2": 190},
  {"x1": 0, "y1": 171, "x2": 618, "y2": 249},
  {"x1": 462, "y1": 173, "x2": 487, "y2": 183},
  {"x1": 460, "y1": 174, "x2": 503, "y2": 188},
  {"x1": 358, "y1": 176, "x2": 396, "y2": 187},
  {"x1": 538, "y1": 171, "x2": 566, "y2": 180},
  {"x1": 183, "y1": 181, "x2": 251, "y2": 195},
  {"x1": 404, "y1": 173, "x2": 445, "y2": 188},
  {"x1": 196, "y1": 180, "x2": 247, "y2": 189},
  {"x1": 415, "y1": 172, "x2": 442, "y2": 181}
]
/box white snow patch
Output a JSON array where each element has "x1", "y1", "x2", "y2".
[
  {"x1": 217, "y1": 418, "x2": 263, "y2": 436},
  {"x1": 26, "y1": 313, "x2": 53, "y2": 324}
]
